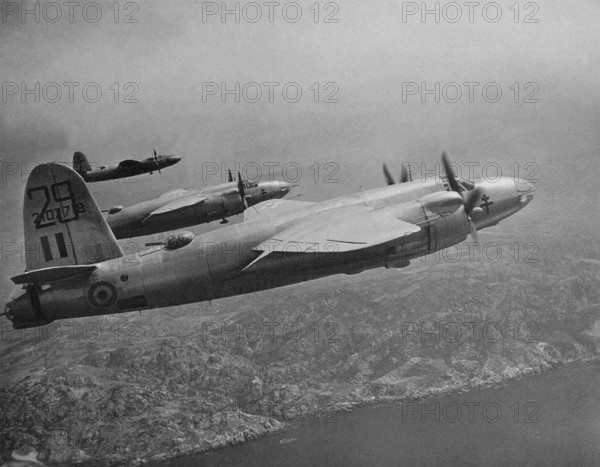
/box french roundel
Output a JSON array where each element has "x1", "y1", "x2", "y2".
[{"x1": 87, "y1": 281, "x2": 117, "y2": 308}]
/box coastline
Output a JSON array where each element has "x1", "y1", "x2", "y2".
[{"x1": 135, "y1": 356, "x2": 599, "y2": 466}]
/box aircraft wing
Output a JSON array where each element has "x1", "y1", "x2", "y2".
[
  {"x1": 159, "y1": 189, "x2": 190, "y2": 200},
  {"x1": 142, "y1": 193, "x2": 208, "y2": 222},
  {"x1": 118, "y1": 159, "x2": 142, "y2": 167},
  {"x1": 244, "y1": 205, "x2": 420, "y2": 270},
  {"x1": 244, "y1": 199, "x2": 315, "y2": 221}
]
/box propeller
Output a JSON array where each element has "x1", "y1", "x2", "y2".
[
  {"x1": 383, "y1": 162, "x2": 413, "y2": 185},
  {"x1": 383, "y1": 163, "x2": 395, "y2": 186},
  {"x1": 228, "y1": 169, "x2": 234, "y2": 183},
  {"x1": 237, "y1": 171, "x2": 249, "y2": 208},
  {"x1": 153, "y1": 149, "x2": 161, "y2": 174},
  {"x1": 441, "y1": 151, "x2": 481, "y2": 244},
  {"x1": 400, "y1": 163, "x2": 413, "y2": 183}
]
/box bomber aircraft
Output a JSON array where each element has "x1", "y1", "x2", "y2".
[
  {"x1": 73, "y1": 150, "x2": 181, "y2": 182},
  {"x1": 104, "y1": 171, "x2": 293, "y2": 238},
  {"x1": 3, "y1": 153, "x2": 534, "y2": 329}
]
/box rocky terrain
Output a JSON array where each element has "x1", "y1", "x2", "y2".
[{"x1": 1, "y1": 237, "x2": 600, "y2": 465}]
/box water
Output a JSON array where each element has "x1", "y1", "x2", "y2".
[{"x1": 152, "y1": 361, "x2": 600, "y2": 466}]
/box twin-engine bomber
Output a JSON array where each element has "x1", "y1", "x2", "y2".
[
  {"x1": 73, "y1": 150, "x2": 181, "y2": 182},
  {"x1": 104, "y1": 171, "x2": 292, "y2": 239},
  {"x1": 3, "y1": 153, "x2": 534, "y2": 329}
]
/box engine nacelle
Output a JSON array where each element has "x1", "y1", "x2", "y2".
[{"x1": 418, "y1": 191, "x2": 469, "y2": 253}]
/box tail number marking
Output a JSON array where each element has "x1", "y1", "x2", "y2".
[{"x1": 29, "y1": 181, "x2": 85, "y2": 229}]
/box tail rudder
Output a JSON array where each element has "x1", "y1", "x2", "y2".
[
  {"x1": 73, "y1": 151, "x2": 91, "y2": 175},
  {"x1": 23, "y1": 163, "x2": 123, "y2": 271}
]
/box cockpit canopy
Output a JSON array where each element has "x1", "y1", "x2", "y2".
[
  {"x1": 164, "y1": 231, "x2": 195, "y2": 250},
  {"x1": 440, "y1": 175, "x2": 475, "y2": 192}
]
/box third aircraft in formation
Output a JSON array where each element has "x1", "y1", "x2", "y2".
[{"x1": 73, "y1": 150, "x2": 182, "y2": 182}]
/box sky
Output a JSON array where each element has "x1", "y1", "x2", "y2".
[{"x1": 1, "y1": 0, "x2": 599, "y2": 291}]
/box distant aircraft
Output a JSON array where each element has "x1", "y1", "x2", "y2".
[
  {"x1": 383, "y1": 162, "x2": 413, "y2": 184},
  {"x1": 3, "y1": 153, "x2": 534, "y2": 329},
  {"x1": 73, "y1": 150, "x2": 181, "y2": 182},
  {"x1": 104, "y1": 170, "x2": 293, "y2": 239}
]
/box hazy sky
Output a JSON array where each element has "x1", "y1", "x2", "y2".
[{"x1": 1, "y1": 0, "x2": 599, "y2": 288}]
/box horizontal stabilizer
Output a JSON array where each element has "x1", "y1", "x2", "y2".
[{"x1": 12, "y1": 264, "x2": 97, "y2": 284}]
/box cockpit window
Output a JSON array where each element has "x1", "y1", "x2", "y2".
[
  {"x1": 244, "y1": 181, "x2": 258, "y2": 188},
  {"x1": 440, "y1": 175, "x2": 475, "y2": 192},
  {"x1": 459, "y1": 179, "x2": 475, "y2": 190}
]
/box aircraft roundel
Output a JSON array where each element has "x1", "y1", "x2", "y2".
[{"x1": 87, "y1": 281, "x2": 118, "y2": 308}]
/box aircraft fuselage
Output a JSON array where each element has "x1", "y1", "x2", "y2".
[{"x1": 106, "y1": 181, "x2": 291, "y2": 239}]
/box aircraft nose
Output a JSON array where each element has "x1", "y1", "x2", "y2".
[
  {"x1": 279, "y1": 181, "x2": 292, "y2": 195},
  {"x1": 515, "y1": 178, "x2": 534, "y2": 208}
]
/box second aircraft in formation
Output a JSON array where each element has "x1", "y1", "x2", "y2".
[{"x1": 105, "y1": 171, "x2": 291, "y2": 239}]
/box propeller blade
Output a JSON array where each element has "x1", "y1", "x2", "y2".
[
  {"x1": 153, "y1": 149, "x2": 161, "y2": 174},
  {"x1": 441, "y1": 151, "x2": 461, "y2": 193},
  {"x1": 400, "y1": 164, "x2": 409, "y2": 183},
  {"x1": 463, "y1": 187, "x2": 482, "y2": 215},
  {"x1": 228, "y1": 169, "x2": 234, "y2": 183},
  {"x1": 237, "y1": 171, "x2": 248, "y2": 208},
  {"x1": 440, "y1": 152, "x2": 483, "y2": 247},
  {"x1": 383, "y1": 163, "x2": 395, "y2": 186},
  {"x1": 468, "y1": 219, "x2": 480, "y2": 245}
]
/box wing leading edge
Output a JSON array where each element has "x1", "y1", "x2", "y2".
[
  {"x1": 243, "y1": 205, "x2": 420, "y2": 271},
  {"x1": 142, "y1": 194, "x2": 208, "y2": 223}
]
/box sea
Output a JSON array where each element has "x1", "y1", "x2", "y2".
[{"x1": 151, "y1": 361, "x2": 600, "y2": 466}]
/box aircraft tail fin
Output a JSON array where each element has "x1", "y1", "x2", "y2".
[
  {"x1": 73, "y1": 151, "x2": 91, "y2": 175},
  {"x1": 23, "y1": 163, "x2": 124, "y2": 271}
]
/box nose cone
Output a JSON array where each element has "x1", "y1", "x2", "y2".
[
  {"x1": 278, "y1": 181, "x2": 292, "y2": 196},
  {"x1": 515, "y1": 178, "x2": 535, "y2": 208}
]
